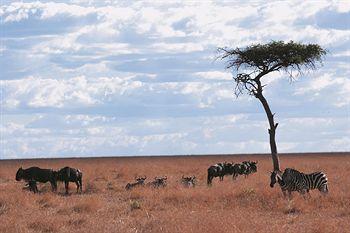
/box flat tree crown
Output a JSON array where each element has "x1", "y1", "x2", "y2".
[
  {"x1": 219, "y1": 40, "x2": 327, "y2": 74},
  {"x1": 218, "y1": 41, "x2": 327, "y2": 97}
]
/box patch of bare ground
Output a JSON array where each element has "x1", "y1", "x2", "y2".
[{"x1": 0, "y1": 153, "x2": 349, "y2": 233}]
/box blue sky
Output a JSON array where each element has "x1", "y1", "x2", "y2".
[{"x1": 0, "y1": 0, "x2": 349, "y2": 159}]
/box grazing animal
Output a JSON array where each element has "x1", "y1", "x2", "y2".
[
  {"x1": 232, "y1": 163, "x2": 247, "y2": 180},
  {"x1": 207, "y1": 162, "x2": 233, "y2": 185},
  {"x1": 125, "y1": 176, "x2": 147, "y2": 190},
  {"x1": 243, "y1": 161, "x2": 258, "y2": 177},
  {"x1": 232, "y1": 161, "x2": 258, "y2": 180},
  {"x1": 181, "y1": 175, "x2": 196, "y2": 188},
  {"x1": 270, "y1": 168, "x2": 328, "y2": 198},
  {"x1": 55, "y1": 167, "x2": 83, "y2": 194},
  {"x1": 147, "y1": 176, "x2": 167, "y2": 188},
  {"x1": 15, "y1": 167, "x2": 57, "y2": 192}
]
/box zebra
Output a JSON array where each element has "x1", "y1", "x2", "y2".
[{"x1": 270, "y1": 168, "x2": 328, "y2": 198}]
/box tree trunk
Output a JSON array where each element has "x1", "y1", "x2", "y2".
[{"x1": 255, "y1": 91, "x2": 280, "y2": 171}]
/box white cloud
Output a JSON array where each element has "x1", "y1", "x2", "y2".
[
  {"x1": 1, "y1": 2, "x2": 96, "y2": 22},
  {"x1": 294, "y1": 73, "x2": 350, "y2": 107},
  {"x1": 1, "y1": 1, "x2": 349, "y2": 158},
  {"x1": 195, "y1": 71, "x2": 232, "y2": 81}
]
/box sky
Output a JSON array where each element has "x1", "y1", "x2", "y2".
[{"x1": 0, "y1": 0, "x2": 349, "y2": 159}]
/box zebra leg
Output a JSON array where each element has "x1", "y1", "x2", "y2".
[
  {"x1": 299, "y1": 189, "x2": 307, "y2": 199},
  {"x1": 307, "y1": 190, "x2": 312, "y2": 198}
]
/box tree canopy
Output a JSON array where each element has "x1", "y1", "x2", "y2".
[{"x1": 218, "y1": 41, "x2": 327, "y2": 97}]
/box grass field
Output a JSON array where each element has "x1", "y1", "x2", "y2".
[{"x1": 0, "y1": 153, "x2": 349, "y2": 233}]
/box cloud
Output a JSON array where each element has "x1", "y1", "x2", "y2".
[
  {"x1": 1, "y1": 1, "x2": 349, "y2": 158},
  {"x1": 294, "y1": 73, "x2": 350, "y2": 107}
]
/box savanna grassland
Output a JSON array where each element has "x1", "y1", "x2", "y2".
[{"x1": 0, "y1": 153, "x2": 349, "y2": 233}]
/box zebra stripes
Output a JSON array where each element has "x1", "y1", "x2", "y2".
[{"x1": 270, "y1": 168, "x2": 328, "y2": 198}]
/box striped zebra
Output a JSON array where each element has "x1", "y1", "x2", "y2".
[{"x1": 270, "y1": 168, "x2": 328, "y2": 198}]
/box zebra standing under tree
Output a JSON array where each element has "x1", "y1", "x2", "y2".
[{"x1": 270, "y1": 168, "x2": 328, "y2": 198}]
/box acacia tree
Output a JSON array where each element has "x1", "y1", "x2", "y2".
[{"x1": 218, "y1": 41, "x2": 327, "y2": 171}]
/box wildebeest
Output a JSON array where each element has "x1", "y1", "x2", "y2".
[
  {"x1": 55, "y1": 167, "x2": 83, "y2": 194},
  {"x1": 232, "y1": 161, "x2": 258, "y2": 180},
  {"x1": 181, "y1": 175, "x2": 196, "y2": 188},
  {"x1": 125, "y1": 176, "x2": 147, "y2": 190},
  {"x1": 147, "y1": 176, "x2": 167, "y2": 188},
  {"x1": 16, "y1": 167, "x2": 57, "y2": 192},
  {"x1": 207, "y1": 162, "x2": 234, "y2": 185}
]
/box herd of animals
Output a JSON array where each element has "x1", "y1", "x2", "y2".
[{"x1": 15, "y1": 159, "x2": 329, "y2": 199}]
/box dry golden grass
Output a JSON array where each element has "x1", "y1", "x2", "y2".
[{"x1": 0, "y1": 153, "x2": 349, "y2": 233}]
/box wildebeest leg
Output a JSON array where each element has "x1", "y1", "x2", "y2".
[
  {"x1": 75, "y1": 181, "x2": 80, "y2": 193},
  {"x1": 207, "y1": 174, "x2": 212, "y2": 186},
  {"x1": 50, "y1": 180, "x2": 57, "y2": 192},
  {"x1": 65, "y1": 181, "x2": 69, "y2": 195},
  {"x1": 28, "y1": 180, "x2": 38, "y2": 193},
  {"x1": 233, "y1": 173, "x2": 238, "y2": 180},
  {"x1": 207, "y1": 176, "x2": 213, "y2": 186},
  {"x1": 79, "y1": 177, "x2": 83, "y2": 193},
  {"x1": 31, "y1": 181, "x2": 38, "y2": 193}
]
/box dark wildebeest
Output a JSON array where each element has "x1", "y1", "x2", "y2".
[
  {"x1": 147, "y1": 176, "x2": 167, "y2": 188},
  {"x1": 15, "y1": 167, "x2": 57, "y2": 192},
  {"x1": 181, "y1": 175, "x2": 196, "y2": 188},
  {"x1": 55, "y1": 167, "x2": 83, "y2": 194},
  {"x1": 125, "y1": 176, "x2": 147, "y2": 190},
  {"x1": 232, "y1": 163, "x2": 247, "y2": 180},
  {"x1": 207, "y1": 162, "x2": 233, "y2": 186},
  {"x1": 232, "y1": 161, "x2": 258, "y2": 180}
]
